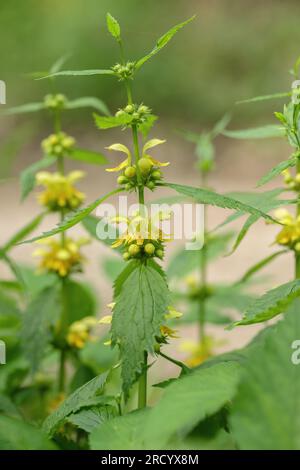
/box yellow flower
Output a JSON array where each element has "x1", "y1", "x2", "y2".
[
  {"x1": 160, "y1": 325, "x2": 179, "y2": 339},
  {"x1": 67, "y1": 316, "x2": 98, "y2": 349},
  {"x1": 36, "y1": 171, "x2": 86, "y2": 211},
  {"x1": 105, "y1": 139, "x2": 169, "y2": 173},
  {"x1": 273, "y1": 209, "x2": 300, "y2": 248},
  {"x1": 33, "y1": 237, "x2": 90, "y2": 277},
  {"x1": 110, "y1": 210, "x2": 171, "y2": 260}
]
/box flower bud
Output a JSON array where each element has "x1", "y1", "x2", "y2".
[
  {"x1": 144, "y1": 243, "x2": 155, "y2": 255},
  {"x1": 123, "y1": 252, "x2": 130, "y2": 261},
  {"x1": 124, "y1": 166, "x2": 136, "y2": 178},
  {"x1": 146, "y1": 181, "x2": 155, "y2": 190},
  {"x1": 156, "y1": 249, "x2": 164, "y2": 259},
  {"x1": 132, "y1": 112, "x2": 140, "y2": 120},
  {"x1": 128, "y1": 244, "x2": 140, "y2": 256},
  {"x1": 151, "y1": 170, "x2": 162, "y2": 180},
  {"x1": 138, "y1": 105, "x2": 149, "y2": 114},
  {"x1": 138, "y1": 157, "x2": 152, "y2": 175},
  {"x1": 117, "y1": 175, "x2": 128, "y2": 185},
  {"x1": 295, "y1": 242, "x2": 300, "y2": 253},
  {"x1": 124, "y1": 104, "x2": 134, "y2": 114},
  {"x1": 125, "y1": 183, "x2": 133, "y2": 191}
]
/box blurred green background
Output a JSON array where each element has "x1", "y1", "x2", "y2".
[{"x1": 1, "y1": 0, "x2": 300, "y2": 128}]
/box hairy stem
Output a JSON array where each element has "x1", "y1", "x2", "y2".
[{"x1": 199, "y1": 173, "x2": 207, "y2": 342}]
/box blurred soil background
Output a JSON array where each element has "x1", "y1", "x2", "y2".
[{"x1": 0, "y1": 0, "x2": 299, "y2": 385}]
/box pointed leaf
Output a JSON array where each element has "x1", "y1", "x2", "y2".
[
  {"x1": 237, "y1": 250, "x2": 288, "y2": 284},
  {"x1": 38, "y1": 69, "x2": 115, "y2": 80},
  {"x1": 236, "y1": 92, "x2": 291, "y2": 104},
  {"x1": 2, "y1": 213, "x2": 45, "y2": 253},
  {"x1": 135, "y1": 16, "x2": 195, "y2": 70},
  {"x1": 222, "y1": 125, "x2": 285, "y2": 140},
  {"x1": 233, "y1": 279, "x2": 300, "y2": 327},
  {"x1": 20, "y1": 155, "x2": 56, "y2": 200},
  {"x1": 165, "y1": 183, "x2": 278, "y2": 223},
  {"x1": 257, "y1": 155, "x2": 297, "y2": 187},
  {"x1": 66, "y1": 97, "x2": 110, "y2": 115},
  {"x1": 106, "y1": 13, "x2": 121, "y2": 41},
  {"x1": 20, "y1": 188, "x2": 122, "y2": 244}
]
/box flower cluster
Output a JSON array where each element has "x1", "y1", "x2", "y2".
[
  {"x1": 274, "y1": 208, "x2": 300, "y2": 251},
  {"x1": 111, "y1": 210, "x2": 171, "y2": 261},
  {"x1": 42, "y1": 132, "x2": 76, "y2": 157},
  {"x1": 106, "y1": 139, "x2": 169, "y2": 191},
  {"x1": 115, "y1": 103, "x2": 151, "y2": 126},
  {"x1": 35, "y1": 170, "x2": 85, "y2": 211},
  {"x1": 112, "y1": 62, "x2": 135, "y2": 80},
  {"x1": 180, "y1": 337, "x2": 219, "y2": 368},
  {"x1": 33, "y1": 237, "x2": 90, "y2": 277},
  {"x1": 67, "y1": 316, "x2": 98, "y2": 349},
  {"x1": 44, "y1": 94, "x2": 67, "y2": 111}
]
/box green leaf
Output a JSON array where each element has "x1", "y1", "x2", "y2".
[
  {"x1": 66, "y1": 97, "x2": 110, "y2": 115},
  {"x1": 50, "y1": 53, "x2": 72, "y2": 74},
  {"x1": 38, "y1": 69, "x2": 115, "y2": 80},
  {"x1": 222, "y1": 125, "x2": 285, "y2": 139},
  {"x1": 94, "y1": 112, "x2": 131, "y2": 130},
  {"x1": 165, "y1": 183, "x2": 277, "y2": 223},
  {"x1": 68, "y1": 405, "x2": 117, "y2": 433},
  {"x1": 211, "y1": 113, "x2": 231, "y2": 138},
  {"x1": 237, "y1": 250, "x2": 288, "y2": 284},
  {"x1": 2, "y1": 213, "x2": 45, "y2": 253},
  {"x1": 232, "y1": 279, "x2": 300, "y2": 327},
  {"x1": 20, "y1": 188, "x2": 122, "y2": 244},
  {"x1": 257, "y1": 155, "x2": 297, "y2": 187},
  {"x1": 236, "y1": 92, "x2": 291, "y2": 105},
  {"x1": 135, "y1": 16, "x2": 195, "y2": 70},
  {"x1": 43, "y1": 372, "x2": 108, "y2": 437},
  {"x1": 63, "y1": 279, "x2": 97, "y2": 325},
  {"x1": 111, "y1": 260, "x2": 170, "y2": 395},
  {"x1": 21, "y1": 285, "x2": 60, "y2": 372},
  {"x1": 90, "y1": 361, "x2": 240, "y2": 450},
  {"x1": 90, "y1": 409, "x2": 148, "y2": 450},
  {"x1": 106, "y1": 13, "x2": 121, "y2": 41},
  {"x1": 230, "y1": 304, "x2": 300, "y2": 449},
  {"x1": 20, "y1": 155, "x2": 56, "y2": 200},
  {"x1": 1, "y1": 102, "x2": 44, "y2": 116},
  {"x1": 67, "y1": 148, "x2": 107, "y2": 165},
  {"x1": 0, "y1": 415, "x2": 57, "y2": 450}
]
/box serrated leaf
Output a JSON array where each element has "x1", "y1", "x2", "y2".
[
  {"x1": 111, "y1": 260, "x2": 170, "y2": 395},
  {"x1": 2, "y1": 213, "x2": 45, "y2": 253},
  {"x1": 1, "y1": 102, "x2": 44, "y2": 116},
  {"x1": 43, "y1": 372, "x2": 108, "y2": 437},
  {"x1": 66, "y1": 97, "x2": 110, "y2": 115},
  {"x1": 67, "y1": 148, "x2": 107, "y2": 165},
  {"x1": 38, "y1": 69, "x2": 115, "y2": 80},
  {"x1": 165, "y1": 183, "x2": 278, "y2": 223},
  {"x1": 233, "y1": 279, "x2": 300, "y2": 327},
  {"x1": 135, "y1": 16, "x2": 195, "y2": 70},
  {"x1": 90, "y1": 361, "x2": 240, "y2": 450},
  {"x1": 20, "y1": 155, "x2": 56, "y2": 200},
  {"x1": 106, "y1": 13, "x2": 121, "y2": 41},
  {"x1": 21, "y1": 285, "x2": 60, "y2": 371},
  {"x1": 20, "y1": 188, "x2": 122, "y2": 244},
  {"x1": 230, "y1": 304, "x2": 300, "y2": 449},
  {"x1": 68, "y1": 405, "x2": 117, "y2": 433},
  {"x1": 257, "y1": 155, "x2": 297, "y2": 187},
  {"x1": 236, "y1": 92, "x2": 291, "y2": 105},
  {"x1": 222, "y1": 125, "x2": 285, "y2": 139},
  {"x1": 0, "y1": 415, "x2": 57, "y2": 450}
]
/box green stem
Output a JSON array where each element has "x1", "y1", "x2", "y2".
[
  {"x1": 296, "y1": 160, "x2": 300, "y2": 278},
  {"x1": 199, "y1": 173, "x2": 207, "y2": 342},
  {"x1": 58, "y1": 349, "x2": 66, "y2": 392},
  {"x1": 159, "y1": 351, "x2": 189, "y2": 372}
]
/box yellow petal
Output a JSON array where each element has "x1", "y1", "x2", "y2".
[
  {"x1": 104, "y1": 339, "x2": 112, "y2": 346},
  {"x1": 106, "y1": 143, "x2": 131, "y2": 158},
  {"x1": 106, "y1": 158, "x2": 129, "y2": 172},
  {"x1": 68, "y1": 170, "x2": 86, "y2": 183},
  {"x1": 143, "y1": 139, "x2": 166, "y2": 153},
  {"x1": 148, "y1": 156, "x2": 170, "y2": 167},
  {"x1": 107, "y1": 302, "x2": 116, "y2": 310},
  {"x1": 165, "y1": 306, "x2": 183, "y2": 320}
]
